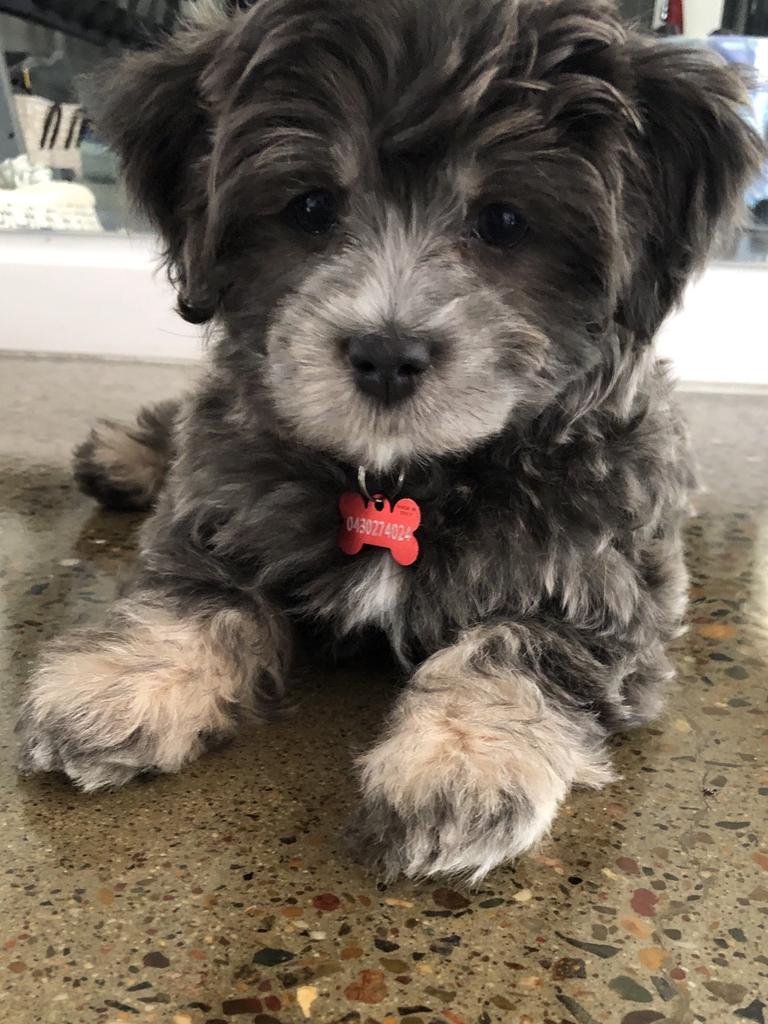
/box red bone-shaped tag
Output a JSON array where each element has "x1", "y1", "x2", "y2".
[{"x1": 338, "y1": 492, "x2": 421, "y2": 566}]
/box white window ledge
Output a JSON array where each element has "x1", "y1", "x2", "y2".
[{"x1": 1, "y1": 230, "x2": 767, "y2": 386}]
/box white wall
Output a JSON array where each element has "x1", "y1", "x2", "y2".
[
  {"x1": 0, "y1": 233, "x2": 203, "y2": 361},
  {"x1": 1, "y1": 231, "x2": 767, "y2": 387},
  {"x1": 657, "y1": 263, "x2": 768, "y2": 385},
  {"x1": 683, "y1": 0, "x2": 726, "y2": 37}
]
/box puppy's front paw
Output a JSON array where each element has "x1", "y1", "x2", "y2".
[
  {"x1": 346, "y1": 787, "x2": 544, "y2": 883},
  {"x1": 349, "y1": 669, "x2": 615, "y2": 882},
  {"x1": 17, "y1": 714, "x2": 167, "y2": 791},
  {"x1": 17, "y1": 601, "x2": 281, "y2": 791}
]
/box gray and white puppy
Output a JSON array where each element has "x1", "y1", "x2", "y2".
[{"x1": 17, "y1": 0, "x2": 763, "y2": 881}]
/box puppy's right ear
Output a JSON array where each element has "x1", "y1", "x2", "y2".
[
  {"x1": 87, "y1": 11, "x2": 230, "y2": 323},
  {"x1": 618, "y1": 40, "x2": 765, "y2": 339}
]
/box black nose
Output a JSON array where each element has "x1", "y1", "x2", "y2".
[{"x1": 346, "y1": 332, "x2": 431, "y2": 404}]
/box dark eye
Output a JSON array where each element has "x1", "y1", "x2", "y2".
[
  {"x1": 284, "y1": 189, "x2": 338, "y2": 235},
  {"x1": 472, "y1": 203, "x2": 528, "y2": 250}
]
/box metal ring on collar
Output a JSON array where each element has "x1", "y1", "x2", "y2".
[{"x1": 357, "y1": 465, "x2": 406, "y2": 502}]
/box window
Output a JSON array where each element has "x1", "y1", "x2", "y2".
[
  {"x1": 1, "y1": 0, "x2": 766, "y2": 380},
  {"x1": 0, "y1": 1, "x2": 182, "y2": 233}
]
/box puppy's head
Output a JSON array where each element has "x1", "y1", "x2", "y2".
[{"x1": 94, "y1": 0, "x2": 763, "y2": 469}]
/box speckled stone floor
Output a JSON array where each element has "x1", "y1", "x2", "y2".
[{"x1": 0, "y1": 354, "x2": 766, "y2": 1024}]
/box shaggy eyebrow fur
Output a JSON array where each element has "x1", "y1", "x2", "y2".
[
  {"x1": 18, "y1": 0, "x2": 765, "y2": 881},
  {"x1": 205, "y1": 0, "x2": 638, "y2": 307}
]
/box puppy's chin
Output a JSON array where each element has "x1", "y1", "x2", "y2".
[
  {"x1": 345, "y1": 434, "x2": 419, "y2": 474},
  {"x1": 268, "y1": 386, "x2": 519, "y2": 473}
]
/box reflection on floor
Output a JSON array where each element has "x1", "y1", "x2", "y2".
[{"x1": 0, "y1": 355, "x2": 766, "y2": 1024}]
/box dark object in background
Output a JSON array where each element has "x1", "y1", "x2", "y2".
[
  {"x1": 0, "y1": 0, "x2": 184, "y2": 48},
  {"x1": 617, "y1": 0, "x2": 655, "y2": 27},
  {"x1": 6, "y1": 50, "x2": 77, "y2": 103},
  {"x1": 722, "y1": 0, "x2": 768, "y2": 36}
]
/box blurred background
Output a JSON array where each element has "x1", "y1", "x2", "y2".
[{"x1": 0, "y1": 0, "x2": 767, "y2": 382}]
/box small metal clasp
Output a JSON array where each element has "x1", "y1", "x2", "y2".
[{"x1": 357, "y1": 465, "x2": 405, "y2": 504}]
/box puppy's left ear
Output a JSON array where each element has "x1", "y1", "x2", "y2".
[
  {"x1": 85, "y1": 12, "x2": 230, "y2": 323},
  {"x1": 619, "y1": 41, "x2": 765, "y2": 338}
]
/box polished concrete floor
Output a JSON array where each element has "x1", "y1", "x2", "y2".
[{"x1": 0, "y1": 355, "x2": 766, "y2": 1024}]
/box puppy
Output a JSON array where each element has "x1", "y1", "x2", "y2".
[{"x1": 17, "y1": 0, "x2": 763, "y2": 881}]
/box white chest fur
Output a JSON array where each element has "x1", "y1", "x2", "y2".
[{"x1": 338, "y1": 555, "x2": 404, "y2": 635}]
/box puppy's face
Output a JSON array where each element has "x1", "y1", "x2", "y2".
[
  {"x1": 249, "y1": 180, "x2": 562, "y2": 472},
  {"x1": 96, "y1": 0, "x2": 761, "y2": 469},
  {"x1": 226, "y1": 134, "x2": 611, "y2": 471}
]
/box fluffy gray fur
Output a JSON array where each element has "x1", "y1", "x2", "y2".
[{"x1": 17, "y1": 0, "x2": 764, "y2": 880}]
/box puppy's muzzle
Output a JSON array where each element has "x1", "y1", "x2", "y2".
[{"x1": 345, "y1": 331, "x2": 431, "y2": 405}]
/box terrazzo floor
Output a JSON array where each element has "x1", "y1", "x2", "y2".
[{"x1": 0, "y1": 354, "x2": 766, "y2": 1024}]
